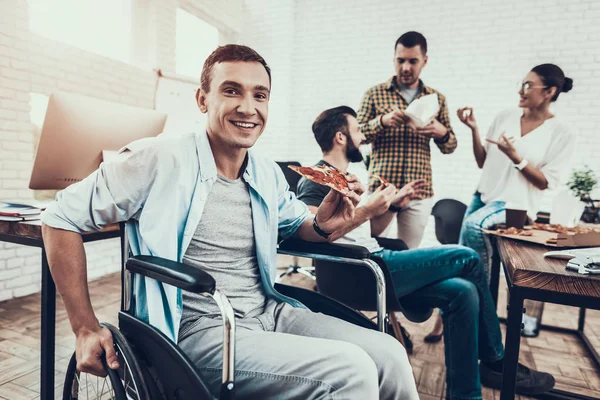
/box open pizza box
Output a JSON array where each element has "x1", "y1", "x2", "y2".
[{"x1": 483, "y1": 225, "x2": 600, "y2": 248}]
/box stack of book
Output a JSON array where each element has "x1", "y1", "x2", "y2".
[
  {"x1": 535, "y1": 211, "x2": 551, "y2": 224},
  {"x1": 0, "y1": 202, "x2": 44, "y2": 222}
]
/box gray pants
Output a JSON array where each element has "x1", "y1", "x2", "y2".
[{"x1": 178, "y1": 301, "x2": 418, "y2": 399}]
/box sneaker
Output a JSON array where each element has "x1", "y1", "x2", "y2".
[
  {"x1": 521, "y1": 314, "x2": 539, "y2": 337},
  {"x1": 424, "y1": 331, "x2": 443, "y2": 343},
  {"x1": 480, "y1": 361, "x2": 555, "y2": 395}
]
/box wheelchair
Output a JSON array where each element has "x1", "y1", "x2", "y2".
[{"x1": 61, "y1": 230, "x2": 386, "y2": 400}]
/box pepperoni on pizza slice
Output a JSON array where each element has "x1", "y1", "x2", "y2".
[{"x1": 288, "y1": 165, "x2": 350, "y2": 195}]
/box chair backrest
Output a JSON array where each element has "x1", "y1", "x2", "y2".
[
  {"x1": 276, "y1": 161, "x2": 302, "y2": 194},
  {"x1": 431, "y1": 199, "x2": 468, "y2": 245},
  {"x1": 314, "y1": 256, "x2": 432, "y2": 323}
]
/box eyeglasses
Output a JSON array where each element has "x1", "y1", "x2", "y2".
[{"x1": 517, "y1": 81, "x2": 548, "y2": 93}]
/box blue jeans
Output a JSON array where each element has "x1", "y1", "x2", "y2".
[
  {"x1": 459, "y1": 192, "x2": 506, "y2": 282},
  {"x1": 374, "y1": 244, "x2": 505, "y2": 400}
]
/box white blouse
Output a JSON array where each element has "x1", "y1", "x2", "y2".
[{"x1": 477, "y1": 108, "x2": 575, "y2": 218}]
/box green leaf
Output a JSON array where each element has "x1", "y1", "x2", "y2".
[{"x1": 567, "y1": 166, "x2": 598, "y2": 200}]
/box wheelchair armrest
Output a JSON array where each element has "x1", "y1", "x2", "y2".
[
  {"x1": 278, "y1": 238, "x2": 371, "y2": 260},
  {"x1": 126, "y1": 255, "x2": 216, "y2": 294},
  {"x1": 374, "y1": 237, "x2": 409, "y2": 251}
]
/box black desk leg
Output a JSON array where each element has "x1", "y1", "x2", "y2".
[
  {"x1": 500, "y1": 287, "x2": 524, "y2": 400},
  {"x1": 490, "y1": 245, "x2": 501, "y2": 309},
  {"x1": 578, "y1": 307, "x2": 586, "y2": 331},
  {"x1": 577, "y1": 307, "x2": 600, "y2": 371},
  {"x1": 41, "y1": 248, "x2": 56, "y2": 400}
]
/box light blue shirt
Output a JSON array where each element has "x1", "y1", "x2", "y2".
[{"x1": 41, "y1": 131, "x2": 311, "y2": 342}]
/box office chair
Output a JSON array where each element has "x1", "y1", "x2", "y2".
[
  {"x1": 431, "y1": 199, "x2": 468, "y2": 245},
  {"x1": 278, "y1": 237, "x2": 434, "y2": 353},
  {"x1": 424, "y1": 198, "x2": 468, "y2": 343}
]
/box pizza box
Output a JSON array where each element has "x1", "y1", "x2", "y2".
[{"x1": 484, "y1": 225, "x2": 600, "y2": 248}]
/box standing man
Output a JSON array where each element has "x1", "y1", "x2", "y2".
[{"x1": 358, "y1": 31, "x2": 457, "y2": 249}]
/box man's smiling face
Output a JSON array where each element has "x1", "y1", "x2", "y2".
[{"x1": 198, "y1": 61, "x2": 270, "y2": 149}]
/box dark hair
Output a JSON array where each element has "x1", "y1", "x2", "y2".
[
  {"x1": 200, "y1": 44, "x2": 271, "y2": 93},
  {"x1": 312, "y1": 106, "x2": 357, "y2": 152},
  {"x1": 531, "y1": 63, "x2": 573, "y2": 102},
  {"x1": 395, "y1": 31, "x2": 427, "y2": 55}
]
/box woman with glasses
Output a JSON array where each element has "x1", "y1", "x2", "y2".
[{"x1": 441, "y1": 64, "x2": 574, "y2": 339}]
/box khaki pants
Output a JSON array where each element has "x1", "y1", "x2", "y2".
[{"x1": 383, "y1": 197, "x2": 434, "y2": 249}]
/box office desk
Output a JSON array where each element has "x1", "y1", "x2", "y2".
[
  {"x1": 494, "y1": 237, "x2": 600, "y2": 400},
  {"x1": 0, "y1": 220, "x2": 121, "y2": 400}
]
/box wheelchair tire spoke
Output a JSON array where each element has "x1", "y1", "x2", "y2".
[{"x1": 99, "y1": 375, "x2": 108, "y2": 398}]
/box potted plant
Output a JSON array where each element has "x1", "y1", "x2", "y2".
[{"x1": 567, "y1": 167, "x2": 599, "y2": 223}]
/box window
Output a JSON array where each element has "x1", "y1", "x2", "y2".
[
  {"x1": 28, "y1": 0, "x2": 132, "y2": 63},
  {"x1": 176, "y1": 9, "x2": 220, "y2": 79}
]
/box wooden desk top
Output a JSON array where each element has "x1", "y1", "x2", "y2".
[
  {"x1": 497, "y1": 236, "x2": 600, "y2": 298},
  {"x1": 0, "y1": 220, "x2": 120, "y2": 241}
]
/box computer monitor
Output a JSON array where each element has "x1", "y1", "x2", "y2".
[{"x1": 29, "y1": 92, "x2": 168, "y2": 190}]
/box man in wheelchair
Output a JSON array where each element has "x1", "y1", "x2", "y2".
[
  {"x1": 41, "y1": 45, "x2": 418, "y2": 399},
  {"x1": 296, "y1": 106, "x2": 556, "y2": 399}
]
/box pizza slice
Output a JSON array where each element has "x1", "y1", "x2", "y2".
[
  {"x1": 288, "y1": 164, "x2": 350, "y2": 195},
  {"x1": 372, "y1": 174, "x2": 389, "y2": 188},
  {"x1": 496, "y1": 227, "x2": 533, "y2": 236}
]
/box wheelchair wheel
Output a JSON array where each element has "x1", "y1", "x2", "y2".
[{"x1": 62, "y1": 323, "x2": 150, "y2": 400}]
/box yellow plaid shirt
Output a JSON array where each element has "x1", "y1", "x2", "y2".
[{"x1": 358, "y1": 77, "x2": 457, "y2": 197}]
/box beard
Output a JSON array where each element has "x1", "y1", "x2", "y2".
[
  {"x1": 399, "y1": 74, "x2": 417, "y2": 87},
  {"x1": 346, "y1": 140, "x2": 363, "y2": 163}
]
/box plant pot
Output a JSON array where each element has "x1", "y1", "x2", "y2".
[{"x1": 581, "y1": 199, "x2": 600, "y2": 224}]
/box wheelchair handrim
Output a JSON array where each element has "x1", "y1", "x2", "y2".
[{"x1": 63, "y1": 341, "x2": 142, "y2": 400}]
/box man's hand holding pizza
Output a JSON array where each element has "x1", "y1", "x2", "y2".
[{"x1": 315, "y1": 174, "x2": 362, "y2": 234}]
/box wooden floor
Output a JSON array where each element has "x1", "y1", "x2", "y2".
[{"x1": 0, "y1": 260, "x2": 599, "y2": 399}]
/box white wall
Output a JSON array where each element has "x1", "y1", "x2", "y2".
[
  {"x1": 244, "y1": 0, "x2": 600, "y2": 246},
  {"x1": 240, "y1": 0, "x2": 296, "y2": 159},
  {"x1": 1, "y1": 0, "x2": 599, "y2": 300},
  {"x1": 0, "y1": 0, "x2": 244, "y2": 301}
]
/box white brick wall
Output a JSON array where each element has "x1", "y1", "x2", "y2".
[
  {"x1": 240, "y1": 0, "x2": 295, "y2": 159},
  {"x1": 243, "y1": 0, "x2": 600, "y2": 247},
  {"x1": 0, "y1": 0, "x2": 244, "y2": 301},
  {"x1": 180, "y1": 0, "x2": 243, "y2": 35},
  {"x1": 2, "y1": 0, "x2": 599, "y2": 300}
]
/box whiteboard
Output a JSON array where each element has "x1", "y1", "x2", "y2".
[{"x1": 155, "y1": 73, "x2": 206, "y2": 135}]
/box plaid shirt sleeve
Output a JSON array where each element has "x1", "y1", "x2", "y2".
[
  {"x1": 357, "y1": 89, "x2": 385, "y2": 144},
  {"x1": 360, "y1": 79, "x2": 458, "y2": 197},
  {"x1": 433, "y1": 93, "x2": 457, "y2": 154}
]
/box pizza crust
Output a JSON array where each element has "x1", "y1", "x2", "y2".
[{"x1": 372, "y1": 174, "x2": 389, "y2": 188}]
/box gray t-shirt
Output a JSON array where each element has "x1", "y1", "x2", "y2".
[
  {"x1": 180, "y1": 174, "x2": 267, "y2": 330},
  {"x1": 400, "y1": 85, "x2": 419, "y2": 104}
]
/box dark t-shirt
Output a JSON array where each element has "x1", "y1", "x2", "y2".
[{"x1": 296, "y1": 160, "x2": 333, "y2": 208}]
